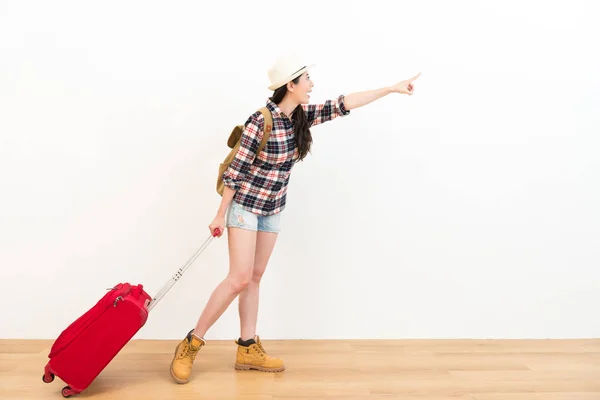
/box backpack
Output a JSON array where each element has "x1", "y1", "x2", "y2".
[{"x1": 216, "y1": 106, "x2": 273, "y2": 196}]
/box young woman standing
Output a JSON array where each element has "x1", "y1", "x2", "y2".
[{"x1": 170, "y1": 55, "x2": 420, "y2": 383}]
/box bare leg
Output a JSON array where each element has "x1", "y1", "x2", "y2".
[
  {"x1": 192, "y1": 227, "x2": 257, "y2": 339},
  {"x1": 238, "y1": 231, "x2": 278, "y2": 340}
]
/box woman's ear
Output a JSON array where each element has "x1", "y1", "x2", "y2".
[{"x1": 287, "y1": 81, "x2": 295, "y2": 93}]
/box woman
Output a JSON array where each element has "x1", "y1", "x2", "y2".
[{"x1": 170, "y1": 55, "x2": 420, "y2": 383}]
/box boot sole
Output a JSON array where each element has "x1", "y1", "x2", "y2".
[{"x1": 234, "y1": 363, "x2": 285, "y2": 372}]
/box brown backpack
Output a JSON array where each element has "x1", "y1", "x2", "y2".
[{"x1": 216, "y1": 107, "x2": 273, "y2": 196}]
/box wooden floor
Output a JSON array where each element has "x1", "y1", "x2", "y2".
[{"x1": 1, "y1": 339, "x2": 599, "y2": 399}]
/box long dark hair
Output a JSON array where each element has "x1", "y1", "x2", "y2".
[{"x1": 269, "y1": 76, "x2": 312, "y2": 162}]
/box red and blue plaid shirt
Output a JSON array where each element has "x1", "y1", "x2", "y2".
[{"x1": 222, "y1": 95, "x2": 350, "y2": 215}]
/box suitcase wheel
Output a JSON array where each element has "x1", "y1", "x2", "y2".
[
  {"x1": 62, "y1": 386, "x2": 77, "y2": 398},
  {"x1": 42, "y1": 372, "x2": 55, "y2": 383}
]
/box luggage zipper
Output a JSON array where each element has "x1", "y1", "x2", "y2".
[
  {"x1": 113, "y1": 296, "x2": 123, "y2": 307},
  {"x1": 105, "y1": 283, "x2": 131, "y2": 308}
]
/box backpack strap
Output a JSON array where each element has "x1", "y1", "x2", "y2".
[{"x1": 256, "y1": 106, "x2": 273, "y2": 154}]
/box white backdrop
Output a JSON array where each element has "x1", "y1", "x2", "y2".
[{"x1": 1, "y1": 0, "x2": 599, "y2": 340}]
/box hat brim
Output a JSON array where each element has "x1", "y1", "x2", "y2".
[{"x1": 268, "y1": 64, "x2": 315, "y2": 91}]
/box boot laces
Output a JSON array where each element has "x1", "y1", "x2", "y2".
[
  {"x1": 186, "y1": 345, "x2": 198, "y2": 358},
  {"x1": 252, "y1": 344, "x2": 267, "y2": 359},
  {"x1": 255, "y1": 337, "x2": 267, "y2": 354},
  {"x1": 181, "y1": 341, "x2": 200, "y2": 359},
  {"x1": 257, "y1": 342, "x2": 267, "y2": 353}
]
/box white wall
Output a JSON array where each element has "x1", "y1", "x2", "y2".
[{"x1": 1, "y1": 0, "x2": 599, "y2": 340}]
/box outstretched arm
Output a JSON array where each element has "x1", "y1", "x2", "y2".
[
  {"x1": 303, "y1": 72, "x2": 421, "y2": 127},
  {"x1": 344, "y1": 72, "x2": 421, "y2": 110}
]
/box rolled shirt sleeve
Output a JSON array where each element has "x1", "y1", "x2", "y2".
[
  {"x1": 302, "y1": 94, "x2": 350, "y2": 127},
  {"x1": 222, "y1": 111, "x2": 265, "y2": 191}
]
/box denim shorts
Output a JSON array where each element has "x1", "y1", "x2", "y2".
[{"x1": 225, "y1": 201, "x2": 281, "y2": 233}]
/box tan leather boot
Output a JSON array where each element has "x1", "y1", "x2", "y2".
[
  {"x1": 234, "y1": 336, "x2": 285, "y2": 372},
  {"x1": 170, "y1": 329, "x2": 205, "y2": 383}
]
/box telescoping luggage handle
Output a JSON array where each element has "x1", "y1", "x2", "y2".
[{"x1": 147, "y1": 228, "x2": 221, "y2": 312}]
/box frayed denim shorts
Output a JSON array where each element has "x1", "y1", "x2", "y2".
[{"x1": 225, "y1": 201, "x2": 281, "y2": 233}]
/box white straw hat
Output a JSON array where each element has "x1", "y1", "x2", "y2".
[{"x1": 267, "y1": 54, "x2": 315, "y2": 91}]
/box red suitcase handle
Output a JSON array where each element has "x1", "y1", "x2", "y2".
[{"x1": 132, "y1": 284, "x2": 143, "y2": 299}]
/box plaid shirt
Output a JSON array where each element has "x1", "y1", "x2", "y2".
[{"x1": 222, "y1": 94, "x2": 350, "y2": 215}]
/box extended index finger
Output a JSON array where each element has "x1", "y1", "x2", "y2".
[{"x1": 409, "y1": 72, "x2": 421, "y2": 82}]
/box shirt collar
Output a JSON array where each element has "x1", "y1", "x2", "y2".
[{"x1": 266, "y1": 99, "x2": 284, "y2": 118}]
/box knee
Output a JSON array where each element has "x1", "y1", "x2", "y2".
[
  {"x1": 227, "y1": 270, "x2": 252, "y2": 294},
  {"x1": 251, "y1": 268, "x2": 265, "y2": 285}
]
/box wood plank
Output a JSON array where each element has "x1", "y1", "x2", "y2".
[
  {"x1": 473, "y1": 394, "x2": 600, "y2": 400},
  {"x1": 1, "y1": 339, "x2": 598, "y2": 399}
]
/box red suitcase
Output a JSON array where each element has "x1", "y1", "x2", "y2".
[{"x1": 42, "y1": 229, "x2": 220, "y2": 398}]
